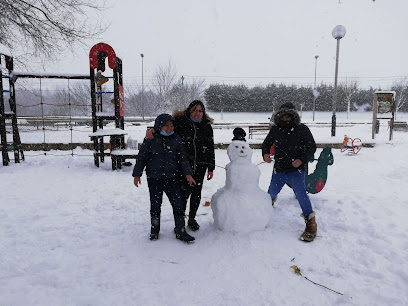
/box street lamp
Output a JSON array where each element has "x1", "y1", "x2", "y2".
[
  {"x1": 331, "y1": 25, "x2": 346, "y2": 136},
  {"x1": 181, "y1": 75, "x2": 185, "y2": 107},
  {"x1": 312, "y1": 55, "x2": 319, "y2": 121},
  {"x1": 140, "y1": 53, "x2": 145, "y2": 120}
]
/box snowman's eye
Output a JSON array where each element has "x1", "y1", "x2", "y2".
[{"x1": 235, "y1": 146, "x2": 239, "y2": 148}]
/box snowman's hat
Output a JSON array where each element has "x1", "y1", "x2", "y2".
[{"x1": 232, "y1": 127, "x2": 246, "y2": 141}]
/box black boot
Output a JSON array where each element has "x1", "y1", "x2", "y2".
[
  {"x1": 187, "y1": 218, "x2": 200, "y2": 231},
  {"x1": 188, "y1": 203, "x2": 200, "y2": 231},
  {"x1": 174, "y1": 215, "x2": 195, "y2": 243},
  {"x1": 150, "y1": 215, "x2": 160, "y2": 241}
]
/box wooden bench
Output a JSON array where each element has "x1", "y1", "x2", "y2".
[
  {"x1": 111, "y1": 149, "x2": 138, "y2": 170},
  {"x1": 392, "y1": 121, "x2": 408, "y2": 131},
  {"x1": 248, "y1": 125, "x2": 270, "y2": 139},
  {"x1": 89, "y1": 128, "x2": 136, "y2": 170}
]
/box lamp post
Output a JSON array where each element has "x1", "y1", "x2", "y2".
[
  {"x1": 181, "y1": 75, "x2": 185, "y2": 107},
  {"x1": 331, "y1": 25, "x2": 346, "y2": 137},
  {"x1": 312, "y1": 55, "x2": 319, "y2": 121},
  {"x1": 140, "y1": 53, "x2": 145, "y2": 120}
]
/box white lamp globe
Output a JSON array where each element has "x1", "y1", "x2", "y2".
[{"x1": 332, "y1": 25, "x2": 346, "y2": 39}]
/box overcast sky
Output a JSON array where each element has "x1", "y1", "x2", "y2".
[{"x1": 49, "y1": 0, "x2": 408, "y2": 89}]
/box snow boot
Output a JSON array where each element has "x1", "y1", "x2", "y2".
[
  {"x1": 174, "y1": 227, "x2": 195, "y2": 243},
  {"x1": 299, "y1": 212, "x2": 317, "y2": 242},
  {"x1": 187, "y1": 218, "x2": 200, "y2": 231},
  {"x1": 174, "y1": 215, "x2": 195, "y2": 243},
  {"x1": 150, "y1": 233, "x2": 159, "y2": 241},
  {"x1": 150, "y1": 215, "x2": 160, "y2": 241}
]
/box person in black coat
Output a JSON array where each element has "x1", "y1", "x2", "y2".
[
  {"x1": 262, "y1": 103, "x2": 318, "y2": 242},
  {"x1": 133, "y1": 114, "x2": 196, "y2": 243},
  {"x1": 146, "y1": 100, "x2": 215, "y2": 232},
  {"x1": 172, "y1": 100, "x2": 215, "y2": 231}
]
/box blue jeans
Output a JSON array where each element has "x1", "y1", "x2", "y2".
[
  {"x1": 268, "y1": 170, "x2": 314, "y2": 217},
  {"x1": 147, "y1": 178, "x2": 184, "y2": 218}
]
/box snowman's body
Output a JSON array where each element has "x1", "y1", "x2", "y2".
[{"x1": 211, "y1": 140, "x2": 273, "y2": 233}]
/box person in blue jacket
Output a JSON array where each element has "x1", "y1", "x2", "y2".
[{"x1": 133, "y1": 114, "x2": 196, "y2": 243}]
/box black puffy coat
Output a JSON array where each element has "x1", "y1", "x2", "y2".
[
  {"x1": 173, "y1": 110, "x2": 215, "y2": 173},
  {"x1": 262, "y1": 107, "x2": 316, "y2": 173},
  {"x1": 132, "y1": 132, "x2": 192, "y2": 179}
]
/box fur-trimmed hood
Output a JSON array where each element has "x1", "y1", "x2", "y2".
[
  {"x1": 273, "y1": 104, "x2": 301, "y2": 126},
  {"x1": 172, "y1": 109, "x2": 185, "y2": 119},
  {"x1": 172, "y1": 108, "x2": 214, "y2": 124},
  {"x1": 263, "y1": 103, "x2": 316, "y2": 173}
]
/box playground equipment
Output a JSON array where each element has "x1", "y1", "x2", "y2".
[
  {"x1": 269, "y1": 144, "x2": 334, "y2": 194},
  {"x1": 1, "y1": 42, "x2": 137, "y2": 169},
  {"x1": 2, "y1": 61, "x2": 90, "y2": 165},
  {"x1": 341, "y1": 135, "x2": 362, "y2": 155},
  {"x1": 88, "y1": 42, "x2": 138, "y2": 170},
  {"x1": 305, "y1": 147, "x2": 334, "y2": 194},
  {"x1": 372, "y1": 91, "x2": 396, "y2": 141},
  {"x1": 0, "y1": 49, "x2": 24, "y2": 166}
]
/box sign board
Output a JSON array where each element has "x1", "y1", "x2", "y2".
[
  {"x1": 376, "y1": 92, "x2": 394, "y2": 118},
  {"x1": 372, "y1": 91, "x2": 395, "y2": 140}
]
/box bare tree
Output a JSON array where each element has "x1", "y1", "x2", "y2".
[
  {"x1": 125, "y1": 82, "x2": 158, "y2": 117},
  {"x1": 125, "y1": 81, "x2": 142, "y2": 116},
  {"x1": 391, "y1": 77, "x2": 408, "y2": 119},
  {"x1": 67, "y1": 81, "x2": 92, "y2": 116},
  {"x1": 144, "y1": 60, "x2": 206, "y2": 113},
  {"x1": 183, "y1": 78, "x2": 205, "y2": 105},
  {"x1": 15, "y1": 86, "x2": 43, "y2": 116},
  {"x1": 0, "y1": 0, "x2": 109, "y2": 65},
  {"x1": 170, "y1": 81, "x2": 186, "y2": 111},
  {"x1": 151, "y1": 60, "x2": 178, "y2": 111},
  {"x1": 29, "y1": 81, "x2": 90, "y2": 116},
  {"x1": 170, "y1": 77, "x2": 205, "y2": 111},
  {"x1": 341, "y1": 77, "x2": 359, "y2": 119}
]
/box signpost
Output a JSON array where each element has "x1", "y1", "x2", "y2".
[{"x1": 372, "y1": 91, "x2": 396, "y2": 141}]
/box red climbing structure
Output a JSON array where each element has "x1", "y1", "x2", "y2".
[{"x1": 88, "y1": 42, "x2": 137, "y2": 170}]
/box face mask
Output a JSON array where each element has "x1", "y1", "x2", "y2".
[
  {"x1": 280, "y1": 120, "x2": 293, "y2": 129},
  {"x1": 160, "y1": 130, "x2": 174, "y2": 136},
  {"x1": 190, "y1": 116, "x2": 202, "y2": 123}
]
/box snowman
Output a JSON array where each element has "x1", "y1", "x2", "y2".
[{"x1": 211, "y1": 128, "x2": 273, "y2": 233}]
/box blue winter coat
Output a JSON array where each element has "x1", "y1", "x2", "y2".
[{"x1": 132, "y1": 133, "x2": 193, "y2": 179}]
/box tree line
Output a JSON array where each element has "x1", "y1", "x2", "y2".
[{"x1": 204, "y1": 81, "x2": 408, "y2": 113}]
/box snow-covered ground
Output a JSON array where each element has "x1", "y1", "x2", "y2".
[{"x1": 1, "y1": 112, "x2": 408, "y2": 305}]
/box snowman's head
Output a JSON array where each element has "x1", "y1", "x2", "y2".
[{"x1": 227, "y1": 140, "x2": 252, "y2": 162}]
